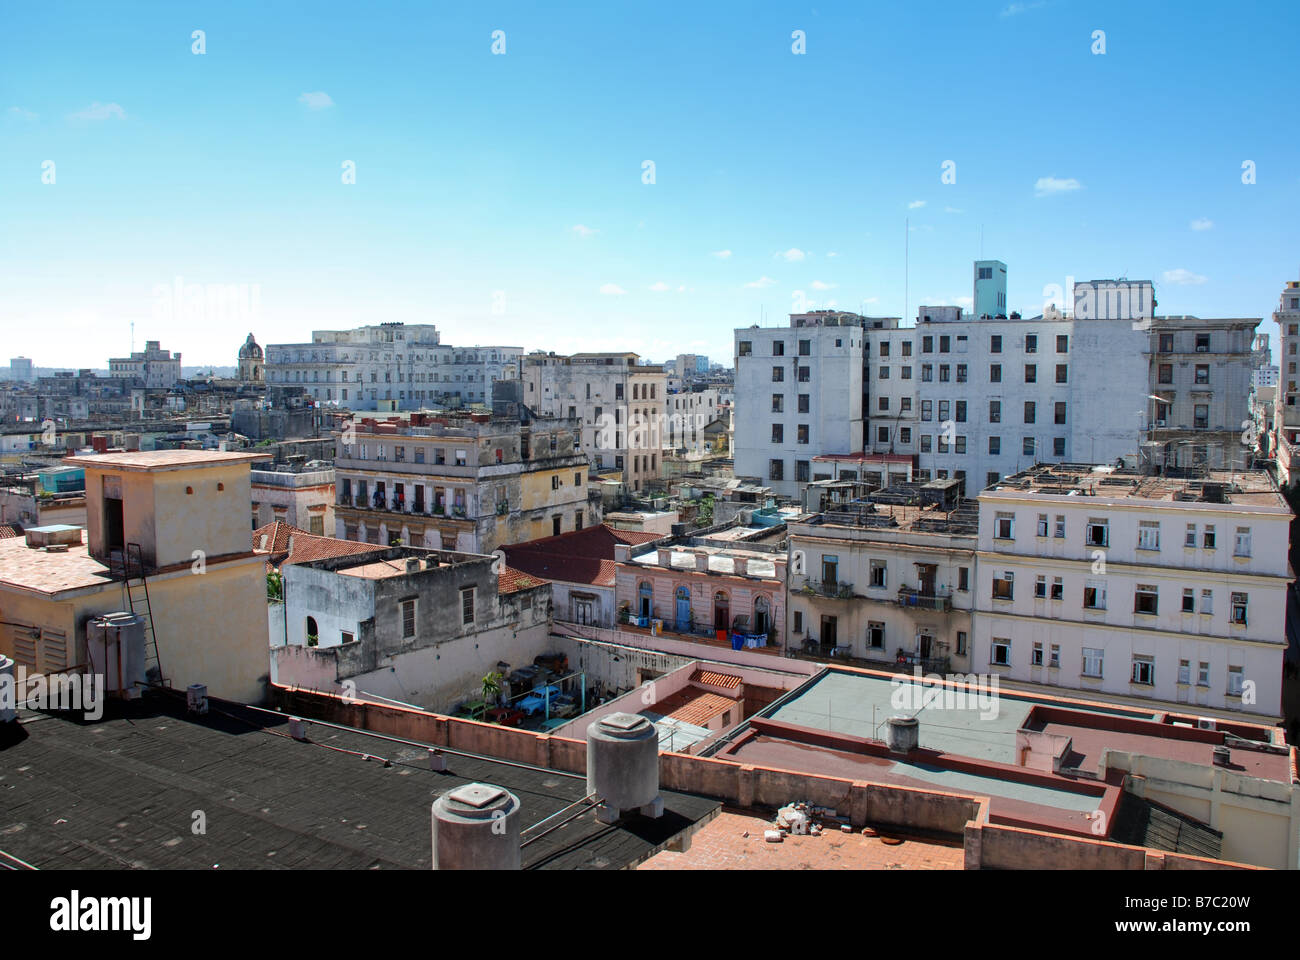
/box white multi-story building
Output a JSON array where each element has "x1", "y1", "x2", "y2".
[
  {"x1": 265, "y1": 323, "x2": 522, "y2": 411},
  {"x1": 973, "y1": 464, "x2": 1291, "y2": 717},
  {"x1": 1272, "y1": 279, "x2": 1300, "y2": 486},
  {"x1": 107, "y1": 340, "x2": 182, "y2": 389},
  {"x1": 664, "y1": 387, "x2": 721, "y2": 459},
  {"x1": 521, "y1": 352, "x2": 667, "y2": 493}
]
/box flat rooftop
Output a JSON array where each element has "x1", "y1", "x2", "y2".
[
  {"x1": 0, "y1": 695, "x2": 720, "y2": 870},
  {"x1": 799, "y1": 500, "x2": 979, "y2": 536},
  {"x1": 63, "y1": 449, "x2": 271, "y2": 472},
  {"x1": 0, "y1": 530, "x2": 113, "y2": 596},
  {"x1": 631, "y1": 547, "x2": 778, "y2": 578},
  {"x1": 984, "y1": 464, "x2": 1288, "y2": 510}
]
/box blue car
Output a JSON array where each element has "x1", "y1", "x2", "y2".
[{"x1": 516, "y1": 684, "x2": 561, "y2": 716}]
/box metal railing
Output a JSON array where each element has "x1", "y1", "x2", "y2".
[
  {"x1": 795, "y1": 579, "x2": 855, "y2": 599},
  {"x1": 897, "y1": 586, "x2": 952, "y2": 611}
]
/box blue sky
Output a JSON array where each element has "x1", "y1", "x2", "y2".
[{"x1": 2, "y1": 0, "x2": 1297, "y2": 369}]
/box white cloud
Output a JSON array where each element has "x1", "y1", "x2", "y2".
[
  {"x1": 71, "y1": 102, "x2": 126, "y2": 121},
  {"x1": 7, "y1": 106, "x2": 37, "y2": 120},
  {"x1": 908, "y1": 200, "x2": 926, "y2": 209},
  {"x1": 944, "y1": 206, "x2": 963, "y2": 214},
  {"x1": 810, "y1": 280, "x2": 837, "y2": 290},
  {"x1": 1190, "y1": 218, "x2": 1213, "y2": 232},
  {"x1": 1034, "y1": 176, "x2": 1082, "y2": 197},
  {"x1": 649, "y1": 281, "x2": 670, "y2": 292},
  {"x1": 745, "y1": 276, "x2": 777, "y2": 289},
  {"x1": 1001, "y1": 1, "x2": 1047, "y2": 16},
  {"x1": 298, "y1": 91, "x2": 334, "y2": 110},
  {"x1": 776, "y1": 248, "x2": 806, "y2": 262},
  {"x1": 1162, "y1": 268, "x2": 1207, "y2": 286},
  {"x1": 711, "y1": 249, "x2": 732, "y2": 259},
  {"x1": 863, "y1": 297, "x2": 879, "y2": 304},
  {"x1": 826, "y1": 251, "x2": 839, "y2": 258},
  {"x1": 599, "y1": 283, "x2": 627, "y2": 295},
  {"x1": 572, "y1": 224, "x2": 599, "y2": 238}
]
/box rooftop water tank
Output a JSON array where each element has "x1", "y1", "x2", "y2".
[
  {"x1": 587, "y1": 712, "x2": 663, "y2": 823},
  {"x1": 86, "y1": 612, "x2": 147, "y2": 700},
  {"x1": 887, "y1": 715, "x2": 919, "y2": 754},
  {"x1": 431, "y1": 782, "x2": 521, "y2": 870}
]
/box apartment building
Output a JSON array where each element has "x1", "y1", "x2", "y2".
[
  {"x1": 521, "y1": 352, "x2": 667, "y2": 493},
  {"x1": 973, "y1": 464, "x2": 1292, "y2": 717},
  {"x1": 785, "y1": 480, "x2": 977, "y2": 669},
  {"x1": 332, "y1": 411, "x2": 597, "y2": 554},
  {"x1": 1272, "y1": 279, "x2": 1300, "y2": 487},
  {"x1": 1146, "y1": 314, "x2": 1264, "y2": 471},
  {"x1": 265, "y1": 322, "x2": 523, "y2": 410},
  {"x1": 107, "y1": 340, "x2": 182, "y2": 389},
  {"x1": 733, "y1": 312, "x2": 899, "y2": 497},
  {"x1": 664, "y1": 386, "x2": 721, "y2": 459},
  {"x1": 250, "y1": 461, "x2": 335, "y2": 534}
]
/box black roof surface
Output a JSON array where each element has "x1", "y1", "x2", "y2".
[{"x1": 0, "y1": 693, "x2": 718, "y2": 870}]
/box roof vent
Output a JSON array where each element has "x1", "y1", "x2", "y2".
[
  {"x1": 405, "y1": 557, "x2": 421, "y2": 574},
  {"x1": 1212, "y1": 745, "x2": 1231, "y2": 767},
  {"x1": 886, "y1": 715, "x2": 919, "y2": 754}
]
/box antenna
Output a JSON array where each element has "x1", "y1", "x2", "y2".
[{"x1": 904, "y1": 217, "x2": 909, "y2": 324}]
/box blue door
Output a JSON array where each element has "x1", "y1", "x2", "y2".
[{"x1": 675, "y1": 587, "x2": 691, "y2": 632}]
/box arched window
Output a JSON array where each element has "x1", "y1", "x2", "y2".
[
  {"x1": 754, "y1": 595, "x2": 771, "y2": 635},
  {"x1": 305, "y1": 616, "x2": 319, "y2": 645}
]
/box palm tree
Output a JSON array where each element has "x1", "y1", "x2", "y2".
[{"x1": 481, "y1": 671, "x2": 503, "y2": 715}]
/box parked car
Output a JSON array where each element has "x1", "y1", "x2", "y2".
[
  {"x1": 453, "y1": 699, "x2": 487, "y2": 720},
  {"x1": 485, "y1": 707, "x2": 525, "y2": 727},
  {"x1": 550, "y1": 694, "x2": 579, "y2": 718},
  {"x1": 516, "y1": 684, "x2": 561, "y2": 717}
]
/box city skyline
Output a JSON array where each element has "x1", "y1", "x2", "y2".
[{"x1": 3, "y1": 0, "x2": 1298, "y2": 367}]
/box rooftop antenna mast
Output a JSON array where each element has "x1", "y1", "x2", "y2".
[{"x1": 904, "y1": 217, "x2": 909, "y2": 324}]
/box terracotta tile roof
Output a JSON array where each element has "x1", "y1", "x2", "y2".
[
  {"x1": 691, "y1": 669, "x2": 742, "y2": 690},
  {"x1": 0, "y1": 524, "x2": 23, "y2": 540},
  {"x1": 651, "y1": 689, "x2": 740, "y2": 728},
  {"x1": 498, "y1": 564, "x2": 547, "y2": 595},
  {"x1": 252, "y1": 522, "x2": 377, "y2": 569},
  {"x1": 502, "y1": 524, "x2": 660, "y2": 587},
  {"x1": 0, "y1": 532, "x2": 114, "y2": 596}
]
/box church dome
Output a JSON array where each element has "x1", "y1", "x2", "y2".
[{"x1": 239, "y1": 333, "x2": 263, "y2": 359}]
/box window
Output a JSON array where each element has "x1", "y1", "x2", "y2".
[
  {"x1": 738, "y1": 341, "x2": 752, "y2": 357},
  {"x1": 989, "y1": 364, "x2": 1002, "y2": 383},
  {"x1": 1138, "y1": 521, "x2": 1160, "y2": 551},
  {"x1": 771, "y1": 424, "x2": 783, "y2": 443},
  {"x1": 772, "y1": 366, "x2": 784, "y2": 382},
  {"x1": 1056, "y1": 334, "x2": 1068, "y2": 353},
  {"x1": 797, "y1": 366, "x2": 810, "y2": 382},
  {"x1": 992, "y1": 571, "x2": 1014, "y2": 600},
  {"x1": 958, "y1": 567, "x2": 969, "y2": 591},
  {"x1": 878, "y1": 341, "x2": 891, "y2": 357},
  {"x1": 1203, "y1": 525, "x2": 1216, "y2": 549},
  {"x1": 1231, "y1": 592, "x2": 1248, "y2": 625},
  {"x1": 1182, "y1": 588, "x2": 1195, "y2": 613},
  {"x1": 1201, "y1": 589, "x2": 1213, "y2": 614},
  {"x1": 1037, "y1": 513, "x2": 1049, "y2": 537},
  {"x1": 1195, "y1": 333, "x2": 1210, "y2": 352},
  {"x1": 1131, "y1": 656, "x2": 1154, "y2": 686},
  {"x1": 921, "y1": 399, "x2": 933, "y2": 421},
  {"x1": 1178, "y1": 659, "x2": 1191, "y2": 684},
  {"x1": 1234, "y1": 527, "x2": 1251, "y2": 557},
  {"x1": 955, "y1": 400, "x2": 967, "y2": 422},
  {"x1": 901, "y1": 366, "x2": 912, "y2": 380},
  {"x1": 798, "y1": 394, "x2": 810, "y2": 413},
  {"x1": 1054, "y1": 402, "x2": 1067, "y2": 425},
  {"x1": 991, "y1": 639, "x2": 1011, "y2": 666},
  {"x1": 1024, "y1": 364, "x2": 1037, "y2": 383},
  {"x1": 1051, "y1": 577, "x2": 1063, "y2": 600},
  {"x1": 1194, "y1": 404, "x2": 1208, "y2": 429},
  {"x1": 1083, "y1": 648, "x2": 1104, "y2": 678},
  {"x1": 869, "y1": 560, "x2": 887, "y2": 588},
  {"x1": 773, "y1": 341, "x2": 786, "y2": 356},
  {"x1": 920, "y1": 434, "x2": 932, "y2": 452},
  {"x1": 989, "y1": 400, "x2": 1001, "y2": 423},
  {"x1": 797, "y1": 424, "x2": 809, "y2": 444},
  {"x1": 305, "y1": 616, "x2": 319, "y2": 642},
  {"x1": 955, "y1": 436, "x2": 967, "y2": 454},
  {"x1": 1185, "y1": 523, "x2": 1197, "y2": 548},
  {"x1": 879, "y1": 396, "x2": 890, "y2": 411},
  {"x1": 899, "y1": 427, "x2": 912, "y2": 444},
  {"x1": 1025, "y1": 334, "x2": 1038, "y2": 353},
  {"x1": 1158, "y1": 364, "x2": 1173, "y2": 384},
  {"x1": 922, "y1": 336, "x2": 934, "y2": 353},
  {"x1": 1083, "y1": 582, "x2": 1106, "y2": 609},
  {"x1": 939, "y1": 401, "x2": 951, "y2": 422},
  {"x1": 879, "y1": 367, "x2": 890, "y2": 380},
  {"x1": 1054, "y1": 515, "x2": 1065, "y2": 538},
  {"x1": 1228, "y1": 666, "x2": 1244, "y2": 696},
  {"x1": 988, "y1": 436, "x2": 1001, "y2": 455},
  {"x1": 796, "y1": 460, "x2": 810, "y2": 482},
  {"x1": 956, "y1": 631, "x2": 968, "y2": 655},
  {"x1": 867, "y1": 621, "x2": 885, "y2": 649},
  {"x1": 793, "y1": 611, "x2": 804, "y2": 633},
  {"x1": 921, "y1": 363, "x2": 934, "y2": 382},
  {"x1": 1034, "y1": 575, "x2": 1047, "y2": 598},
  {"x1": 1134, "y1": 583, "x2": 1158, "y2": 615},
  {"x1": 460, "y1": 587, "x2": 475, "y2": 624},
  {"x1": 1049, "y1": 644, "x2": 1060, "y2": 668},
  {"x1": 772, "y1": 394, "x2": 784, "y2": 412},
  {"x1": 1197, "y1": 661, "x2": 1210, "y2": 687},
  {"x1": 1086, "y1": 519, "x2": 1108, "y2": 547},
  {"x1": 1158, "y1": 333, "x2": 1174, "y2": 352},
  {"x1": 990, "y1": 334, "x2": 1002, "y2": 353},
  {"x1": 402, "y1": 599, "x2": 417, "y2": 638},
  {"x1": 1031, "y1": 641, "x2": 1044, "y2": 666},
  {"x1": 1055, "y1": 364, "x2": 1068, "y2": 384},
  {"x1": 995, "y1": 512, "x2": 1014, "y2": 539},
  {"x1": 1024, "y1": 401, "x2": 1036, "y2": 423},
  {"x1": 902, "y1": 341, "x2": 913, "y2": 357},
  {"x1": 878, "y1": 426, "x2": 890, "y2": 443},
  {"x1": 1195, "y1": 364, "x2": 1210, "y2": 384},
  {"x1": 798, "y1": 339, "x2": 810, "y2": 356},
  {"x1": 1022, "y1": 437, "x2": 1035, "y2": 456},
  {"x1": 939, "y1": 335, "x2": 951, "y2": 352},
  {"x1": 956, "y1": 364, "x2": 968, "y2": 383},
  {"x1": 769, "y1": 459, "x2": 783, "y2": 481}
]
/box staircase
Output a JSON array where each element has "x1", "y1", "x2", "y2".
[{"x1": 110, "y1": 542, "x2": 166, "y2": 690}]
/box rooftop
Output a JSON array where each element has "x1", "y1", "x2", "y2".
[
  {"x1": 984, "y1": 464, "x2": 1288, "y2": 510},
  {"x1": 0, "y1": 529, "x2": 113, "y2": 596},
  {"x1": 252, "y1": 522, "x2": 378, "y2": 569},
  {"x1": 0, "y1": 695, "x2": 719, "y2": 869},
  {"x1": 63, "y1": 449, "x2": 271, "y2": 472},
  {"x1": 503, "y1": 523, "x2": 661, "y2": 588}
]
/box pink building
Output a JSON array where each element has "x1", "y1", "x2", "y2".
[{"x1": 613, "y1": 538, "x2": 787, "y2": 650}]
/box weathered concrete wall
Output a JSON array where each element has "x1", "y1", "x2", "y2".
[{"x1": 965, "y1": 821, "x2": 1263, "y2": 871}]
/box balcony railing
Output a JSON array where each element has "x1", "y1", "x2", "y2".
[
  {"x1": 897, "y1": 587, "x2": 952, "y2": 612},
  {"x1": 796, "y1": 580, "x2": 855, "y2": 600}
]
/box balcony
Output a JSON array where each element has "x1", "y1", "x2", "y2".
[
  {"x1": 897, "y1": 586, "x2": 952, "y2": 612},
  {"x1": 795, "y1": 580, "x2": 856, "y2": 600}
]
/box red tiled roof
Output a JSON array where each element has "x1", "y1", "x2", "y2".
[
  {"x1": 692, "y1": 669, "x2": 742, "y2": 690},
  {"x1": 252, "y1": 522, "x2": 377, "y2": 569},
  {"x1": 0, "y1": 524, "x2": 23, "y2": 540},
  {"x1": 498, "y1": 564, "x2": 546, "y2": 595},
  {"x1": 651, "y1": 689, "x2": 739, "y2": 727},
  {"x1": 502, "y1": 524, "x2": 660, "y2": 588}
]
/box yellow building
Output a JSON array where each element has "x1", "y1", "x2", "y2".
[{"x1": 0, "y1": 450, "x2": 272, "y2": 703}]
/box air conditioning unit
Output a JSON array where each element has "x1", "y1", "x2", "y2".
[
  {"x1": 1196, "y1": 717, "x2": 1216, "y2": 731},
  {"x1": 1155, "y1": 419, "x2": 1167, "y2": 427}
]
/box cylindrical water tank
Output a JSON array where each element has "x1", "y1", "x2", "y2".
[
  {"x1": 587, "y1": 712, "x2": 659, "y2": 811},
  {"x1": 887, "y1": 715, "x2": 919, "y2": 754},
  {"x1": 87, "y1": 612, "x2": 146, "y2": 698},
  {"x1": 431, "y1": 782, "x2": 521, "y2": 870},
  {"x1": 0, "y1": 655, "x2": 15, "y2": 723}
]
